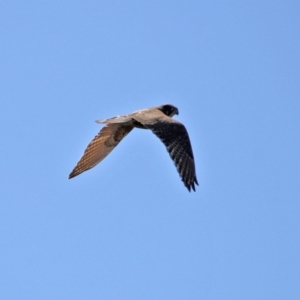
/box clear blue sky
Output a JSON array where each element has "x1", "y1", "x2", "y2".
[{"x1": 1, "y1": 1, "x2": 299, "y2": 299}]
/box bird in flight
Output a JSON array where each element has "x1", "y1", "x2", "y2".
[{"x1": 69, "y1": 104, "x2": 198, "y2": 191}]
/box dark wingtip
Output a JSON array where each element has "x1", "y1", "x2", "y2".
[
  {"x1": 185, "y1": 178, "x2": 198, "y2": 192},
  {"x1": 68, "y1": 171, "x2": 76, "y2": 179},
  {"x1": 185, "y1": 182, "x2": 195, "y2": 192},
  {"x1": 191, "y1": 183, "x2": 196, "y2": 192}
]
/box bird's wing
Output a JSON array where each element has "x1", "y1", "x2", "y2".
[
  {"x1": 69, "y1": 123, "x2": 133, "y2": 178},
  {"x1": 133, "y1": 110, "x2": 198, "y2": 191}
]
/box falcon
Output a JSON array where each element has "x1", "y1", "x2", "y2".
[{"x1": 69, "y1": 104, "x2": 198, "y2": 191}]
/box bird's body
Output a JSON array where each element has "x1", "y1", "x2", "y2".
[{"x1": 69, "y1": 104, "x2": 198, "y2": 191}]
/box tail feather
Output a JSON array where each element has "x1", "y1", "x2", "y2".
[{"x1": 95, "y1": 115, "x2": 132, "y2": 124}]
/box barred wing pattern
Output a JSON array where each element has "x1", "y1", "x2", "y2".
[
  {"x1": 69, "y1": 123, "x2": 133, "y2": 178},
  {"x1": 69, "y1": 104, "x2": 198, "y2": 192},
  {"x1": 139, "y1": 117, "x2": 198, "y2": 192}
]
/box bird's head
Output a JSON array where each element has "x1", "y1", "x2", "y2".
[{"x1": 159, "y1": 104, "x2": 179, "y2": 118}]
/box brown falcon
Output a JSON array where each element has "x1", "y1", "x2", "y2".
[{"x1": 69, "y1": 104, "x2": 198, "y2": 191}]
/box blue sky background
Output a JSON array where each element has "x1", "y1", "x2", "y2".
[{"x1": 1, "y1": 1, "x2": 299, "y2": 299}]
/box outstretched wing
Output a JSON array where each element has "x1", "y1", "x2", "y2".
[
  {"x1": 69, "y1": 123, "x2": 133, "y2": 178},
  {"x1": 133, "y1": 110, "x2": 198, "y2": 192}
]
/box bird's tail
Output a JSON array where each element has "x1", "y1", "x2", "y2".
[{"x1": 95, "y1": 115, "x2": 132, "y2": 124}]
